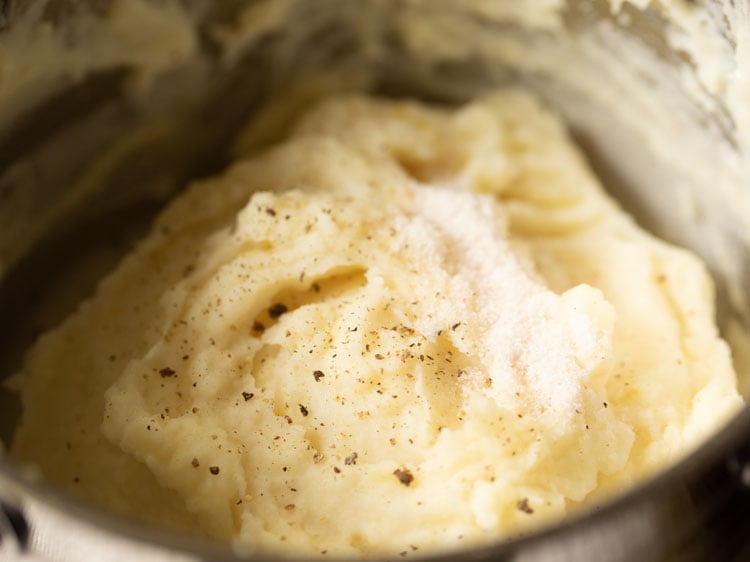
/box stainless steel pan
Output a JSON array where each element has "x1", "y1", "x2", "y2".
[{"x1": 1, "y1": 1, "x2": 749, "y2": 560}]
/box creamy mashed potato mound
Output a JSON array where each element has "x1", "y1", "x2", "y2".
[{"x1": 10, "y1": 91, "x2": 742, "y2": 557}]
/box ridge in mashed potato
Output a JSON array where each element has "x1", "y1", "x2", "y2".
[{"x1": 10, "y1": 90, "x2": 742, "y2": 557}]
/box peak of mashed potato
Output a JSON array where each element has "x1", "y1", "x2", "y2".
[{"x1": 10, "y1": 91, "x2": 742, "y2": 557}]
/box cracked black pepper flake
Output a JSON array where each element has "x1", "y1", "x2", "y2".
[
  {"x1": 265, "y1": 207, "x2": 277, "y2": 216},
  {"x1": 191, "y1": 457, "x2": 200, "y2": 468},
  {"x1": 344, "y1": 452, "x2": 358, "y2": 465},
  {"x1": 159, "y1": 367, "x2": 176, "y2": 378},
  {"x1": 252, "y1": 320, "x2": 265, "y2": 333},
  {"x1": 393, "y1": 467, "x2": 414, "y2": 486},
  {"x1": 209, "y1": 466, "x2": 220, "y2": 475},
  {"x1": 451, "y1": 322, "x2": 461, "y2": 330},
  {"x1": 517, "y1": 498, "x2": 534, "y2": 514},
  {"x1": 299, "y1": 404, "x2": 309, "y2": 416},
  {"x1": 269, "y1": 303, "x2": 288, "y2": 318},
  {"x1": 313, "y1": 370, "x2": 325, "y2": 381},
  {"x1": 242, "y1": 391, "x2": 255, "y2": 401},
  {"x1": 333, "y1": 466, "x2": 341, "y2": 474}
]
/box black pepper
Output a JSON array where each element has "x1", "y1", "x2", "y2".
[
  {"x1": 159, "y1": 367, "x2": 176, "y2": 378},
  {"x1": 299, "y1": 404, "x2": 309, "y2": 416},
  {"x1": 313, "y1": 370, "x2": 325, "y2": 381},
  {"x1": 242, "y1": 392, "x2": 255, "y2": 401},
  {"x1": 209, "y1": 466, "x2": 220, "y2": 475},
  {"x1": 393, "y1": 467, "x2": 414, "y2": 486},
  {"x1": 344, "y1": 452, "x2": 358, "y2": 465},
  {"x1": 517, "y1": 498, "x2": 534, "y2": 514}
]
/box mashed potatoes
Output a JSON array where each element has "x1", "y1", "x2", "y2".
[{"x1": 9, "y1": 91, "x2": 742, "y2": 557}]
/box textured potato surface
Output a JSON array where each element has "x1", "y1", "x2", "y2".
[{"x1": 11, "y1": 91, "x2": 742, "y2": 557}]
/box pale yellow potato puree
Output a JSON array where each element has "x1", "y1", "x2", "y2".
[{"x1": 9, "y1": 91, "x2": 743, "y2": 557}]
